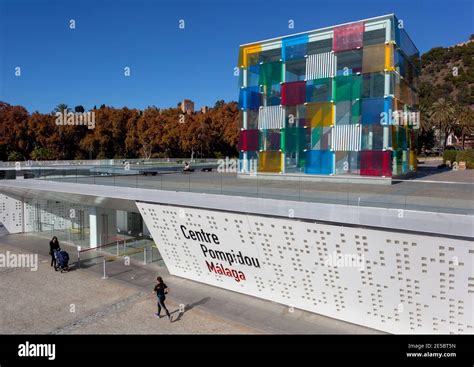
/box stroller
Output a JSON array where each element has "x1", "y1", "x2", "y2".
[{"x1": 54, "y1": 248, "x2": 70, "y2": 272}]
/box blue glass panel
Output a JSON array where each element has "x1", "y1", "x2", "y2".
[
  {"x1": 361, "y1": 97, "x2": 385, "y2": 125},
  {"x1": 304, "y1": 150, "x2": 334, "y2": 175},
  {"x1": 239, "y1": 86, "x2": 262, "y2": 110},
  {"x1": 282, "y1": 34, "x2": 309, "y2": 61}
]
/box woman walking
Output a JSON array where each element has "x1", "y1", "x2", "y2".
[
  {"x1": 49, "y1": 236, "x2": 60, "y2": 270},
  {"x1": 153, "y1": 276, "x2": 171, "y2": 321}
]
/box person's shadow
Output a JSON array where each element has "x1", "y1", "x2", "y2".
[{"x1": 171, "y1": 297, "x2": 211, "y2": 323}]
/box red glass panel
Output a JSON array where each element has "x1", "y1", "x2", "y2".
[
  {"x1": 281, "y1": 81, "x2": 306, "y2": 106},
  {"x1": 360, "y1": 151, "x2": 392, "y2": 177},
  {"x1": 333, "y1": 22, "x2": 364, "y2": 52},
  {"x1": 238, "y1": 129, "x2": 259, "y2": 151}
]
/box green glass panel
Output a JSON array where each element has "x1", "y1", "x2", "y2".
[
  {"x1": 335, "y1": 75, "x2": 362, "y2": 102},
  {"x1": 259, "y1": 62, "x2": 283, "y2": 89},
  {"x1": 282, "y1": 127, "x2": 306, "y2": 153}
]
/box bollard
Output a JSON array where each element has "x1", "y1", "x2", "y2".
[
  {"x1": 143, "y1": 247, "x2": 147, "y2": 265},
  {"x1": 77, "y1": 246, "x2": 81, "y2": 269},
  {"x1": 101, "y1": 258, "x2": 108, "y2": 279},
  {"x1": 116, "y1": 242, "x2": 119, "y2": 256}
]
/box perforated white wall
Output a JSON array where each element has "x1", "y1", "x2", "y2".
[
  {"x1": 137, "y1": 202, "x2": 473, "y2": 334},
  {"x1": 0, "y1": 193, "x2": 24, "y2": 233}
]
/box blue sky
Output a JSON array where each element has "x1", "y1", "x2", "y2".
[{"x1": 0, "y1": 0, "x2": 472, "y2": 113}]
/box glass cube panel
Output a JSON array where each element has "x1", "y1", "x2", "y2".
[
  {"x1": 310, "y1": 127, "x2": 332, "y2": 150},
  {"x1": 258, "y1": 151, "x2": 282, "y2": 173},
  {"x1": 282, "y1": 34, "x2": 308, "y2": 61},
  {"x1": 285, "y1": 59, "x2": 306, "y2": 82},
  {"x1": 259, "y1": 48, "x2": 281, "y2": 63},
  {"x1": 281, "y1": 81, "x2": 306, "y2": 106},
  {"x1": 361, "y1": 124, "x2": 384, "y2": 150},
  {"x1": 239, "y1": 151, "x2": 259, "y2": 173},
  {"x1": 362, "y1": 44, "x2": 386, "y2": 73},
  {"x1": 307, "y1": 38, "x2": 333, "y2": 55},
  {"x1": 336, "y1": 49, "x2": 362, "y2": 75},
  {"x1": 335, "y1": 100, "x2": 361, "y2": 125},
  {"x1": 238, "y1": 129, "x2": 259, "y2": 151},
  {"x1": 246, "y1": 65, "x2": 260, "y2": 88},
  {"x1": 285, "y1": 151, "x2": 306, "y2": 173},
  {"x1": 259, "y1": 129, "x2": 281, "y2": 151},
  {"x1": 285, "y1": 105, "x2": 306, "y2": 127},
  {"x1": 239, "y1": 44, "x2": 262, "y2": 68},
  {"x1": 306, "y1": 78, "x2": 332, "y2": 103},
  {"x1": 239, "y1": 87, "x2": 262, "y2": 110},
  {"x1": 361, "y1": 97, "x2": 385, "y2": 124},
  {"x1": 333, "y1": 22, "x2": 364, "y2": 52},
  {"x1": 259, "y1": 62, "x2": 283, "y2": 88},
  {"x1": 362, "y1": 72, "x2": 385, "y2": 98},
  {"x1": 306, "y1": 102, "x2": 334, "y2": 128},
  {"x1": 409, "y1": 150, "x2": 417, "y2": 171},
  {"x1": 360, "y1": 150, "x2": 392, "y2": 177},
  {"x1": 263, "y1": 83, "x2": 281, "y2": 106},
  {"x1": 305, "y1": 150, "x2": 334, "y2": 175},
  {"x1": 335, "y1": 151, "x2": 360, "y2": 174},
  {"x1": 335, "y1": 75, "x2": 362, "y2": 101},
  {"x1": 240, "y1": 109, "x2": 259, "y2": 130},
  {"x1": 281, "y1": 127, "x2": 307, "y2": 153},
  {"x1": 363, "y1": 28, "x2": 386, "y2": 46}
]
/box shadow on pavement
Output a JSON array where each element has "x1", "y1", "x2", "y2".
[{"x1": 171, "y1": 297, "x2": 211, "y2": 323}]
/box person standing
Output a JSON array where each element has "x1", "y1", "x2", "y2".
[
  {"x1": 153, "y1": 276, "x2": 171, "y2": 321},
  {"x1": 49, "y1": 236, "x2": 60, "y2": 270}
]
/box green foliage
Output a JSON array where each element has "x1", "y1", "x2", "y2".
[
  {"x1": 31, "y1": 147, "x2": 53, "y2": 161},
  {"x1": 443, "y1": 149, "x2": 457, "y2": 163},
  {"x1": 7, "y1": 151, "x2": 23, "y2": 161},
  {"x1": 456, "y1": 149, "x2": 474, "y2": 169}
]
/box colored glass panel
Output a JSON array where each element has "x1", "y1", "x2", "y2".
[
  {"x1": 281, "y1": 81, "x2": 306, "y2": 106},
  {"x1": 285, "y1": 59, "x2": 306, "y2": 82},
  {"x1": 259, "y1": 151, "x2": 282, "y2": 173},
  {"x1": 259, "y1": 62, "x2": 283, "y2": 88},
  {"x1": 335, "y1": 151, "x2": 360, "y2": 174},
  {"x1": 240, "y1": 109, "x2": 259, "y2": 130},
  {"x1": 238, "y1": 129, "x2": 259, "y2": 151},
  {"x1": 336, "y1": 49, "x2": 362, "y2": 75},
  {"x1": 239, "y1": 87, "x2": 262, "y2": 110},
  {"x1": 285, "y1": 151, "x2": 306, "y2": 172},
  {"x1": 307, "y1": 38, "x2": 333, "y2": 55},
  {"x1": 362, "y1": 72, "x2": 385, "y2": 98},
  {"x1": 392, "y1": 149, "x2": 404, "y2": 176},
  {"x1": 246, "y1": 65, "x2": 260, "y2": 87},
  {"x1": 362, "y1": 44, "x2": 386, "y2": 73},
  {"x1": 239, "y1": 151, "x2": 259, "y2": 173},
  {"x1": 333, "y1": 22, "x2": 364, "y2": 52},
  {"x1": 334, "y1": 75, "x2": 362, "y2": 101},
  {"x1": 282, "y1": 34, "x2": 308, "y2": 61},
  {"x1": 391, "y1": 126, "x2": 408, "y2": 150},
  {"x1": 360, "y1": 151, "x2": 392, "y2": 177},
  {"x1": 361, "y1": 97, "x2": 386, "y2": 124},
  {"x1": 285, "y1": 105, "x2": 306, "y2": 127},
  {"x1": 282, "y1": 127, "x2": 307, "y2": 153},
  {"x1": 239, "y1": 44, "x2": 262, "y2": 68},
  {"x1": 263, "y1": 83, "x2": 281, "y2": 106},
  {"x1": 361, "y1": 124, "x2": 384, "y2": 150},
  {"x1": 306, "y1": 102, "x2": 334, "y2": 128},
  {"x1": 409, "y1": 150, "x2": 417, "y2": 171},
  {"x1": 305, "y1": 150, "x2": 334, "y2": 175},
  {"x1": 310, "y1": 127, "x2": 332, "y2": 150},
  {"x1": 306, "y1": 78, "x2": 332, "y2": 103},
  {"x1": 259, "y1": 129, "x2": 281, "y2": 151},
  {"x1": 335, "y1": 100, "x2": 361, "y2": 125}
]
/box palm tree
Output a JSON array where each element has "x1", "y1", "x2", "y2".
[
  {"x1": 53, "y1": 103, "x2": 69, "y2": 114},
  {"x1": 429, "y1": 98, "x2": 455, "y2": 151},
  {"x1": 454, "y1": 107, "x2": 474, "y2": 150}
]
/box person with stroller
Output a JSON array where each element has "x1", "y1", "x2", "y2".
[{"x1": 49, "y1": 236, "x2": 60, "y2": 269}]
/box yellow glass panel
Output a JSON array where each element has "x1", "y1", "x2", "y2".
[
  {"x1": 258, "y1": 151, "x2": 282, "y2": 173},
  {"x1": 385, "y1": 43, "x2": 395, "y2": 71},
  {"x1": 306, "y1": 102, "x2": 334, "y2": 128},
  {"x1": 362, "y1": 44, "x2": 386, "y2": 73},
  {"x1": 409, "y1": 150, "x2": 417, "y2": 171},
  {"x1": 239, "y1": 44, "x2": 262, "y2": 68}
]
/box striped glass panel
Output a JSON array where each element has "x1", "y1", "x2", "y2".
[
  {"x1": 306, "y1": 52, "x2": 335, "y2": 80},
  {"x1": 258, "y1": 106, "x2": 284, "y2": 130},
  {"x1": 331, "y1": 124, "x2": 361, "y2": 151}
]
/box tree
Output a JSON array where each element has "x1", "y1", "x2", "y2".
[
  {"x1": 453, "y1": 106, "x2": 474, "y2": 149},
  {"x1": 429, "y1": 98, "x2": 456, "y2": 150},
  {"x1": 7, "y1": 151, "x2": 23, "y2": 161},
  {"x1": 74, "y1": 105, "x2": 85, "y2": 113},
  {"x1": 54, "y1": 104, "x2": 69, "y2": 114}
]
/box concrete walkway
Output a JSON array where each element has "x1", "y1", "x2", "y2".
[{"x1": 0, "y1": 234, "x2": 382, "y2": 334}]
